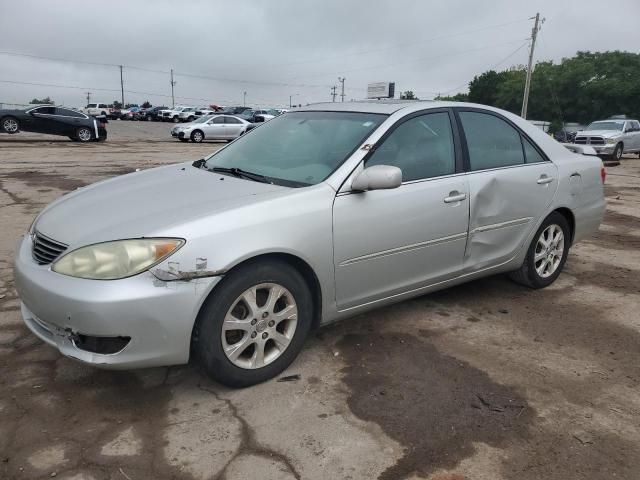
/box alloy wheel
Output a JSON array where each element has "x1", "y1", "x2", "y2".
[
  {"x1": 192, "y1": 131, "x2": 203, "y2": 142},
  {"x1": 3, "y1": 118, "x2": 18, "y2": 133},
  {"x1": 534, "y1": 224, "x2": 564, "y2": 278},
  {"x1": 221, "y1": 283, "x2": 298, "y2": 369},
  {"x1": 77, "y1": 128, "x2": 92, "y2": 142}
]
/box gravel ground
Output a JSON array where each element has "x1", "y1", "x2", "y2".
[{"x1": 1, "y1": 121, "x2": 639, "y2": 480}]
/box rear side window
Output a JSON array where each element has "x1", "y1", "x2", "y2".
[
  {"x1": 86, "y1": 104, "x2": 97, "y2": 108},
  {"x1": 459, "y1": 111, "x2": 524, "y2": 170},
  {"x1": 33, "y1": 106, "x2": 55, "y2": 114},
  {"x1": 55, "y1": 108, "x2": 85, "y2": 118},
  {"x1": 523, "y1": 137, "x2": 546, "y2": 164},
  {"x1": 367, "y1": 111, "x2": 456, "y2": 181}
]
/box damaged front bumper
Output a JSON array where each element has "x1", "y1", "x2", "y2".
[{"x1": 14, "y1": 235, "x2": 220, "y2": 369}]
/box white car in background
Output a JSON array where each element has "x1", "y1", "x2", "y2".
[
  {"x1": 171, "y1": 114, "x2": 250, "y2": 142},
  {"x1": 161, "y1": 106, "x2": 192, "y2": 123},
  {"x1": 83, "y1": 103, "x2": 112, "y2": 117}
]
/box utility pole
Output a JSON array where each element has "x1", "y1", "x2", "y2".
[
  {"x1": 330, "y1": 85, "x2": 337, "y2": 102},
  {"x1": 338, "y1": 77, "x2": 346, "y2": 102},
  {"x1": 170, "y1": 69, "x2": 176, "y2": 108},
  {"x1": 119, "y1": 65, "x2": 125, "y2": 108},
  {"x1": 521, "y1": 13, "x2": 543, "y2": 119},
  {"x1": 85, "y1": 91, "x2": 91, "y2": 105},
  {"x1": 243, "y1": 91, "x2": 247, "y2": 106}
]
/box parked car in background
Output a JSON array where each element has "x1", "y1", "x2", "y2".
[
  {"x1": 120, "y1": 106, "x2": 142, "y2": 120},
  {"x1": 195, "y1": 107, "x2": 217, "y2": 117},
  {"x1": 15, "y1": 101, "x2": 604, "y2": 387},
  {"x1": 177, "y1": 107, "x2": 199, "y2": 122},
  {"x1": 139, "y1": 106, "x2": 168, "y2": 121},
  {"x1": 239, "y1": 109, "x2": 275, "y2": 123},
  {"x1": 574, "y1": 118, "x2": 640, "y2": 160},
  {"x1": 553, "y1": 123, "x2": 584, "y2": 143},
  {"x1": 1, "y1": 105, "x2": 107, "y2": 141},
  {"x1": 171, "y1": 114, "x2": 250, "y2": 142},
  {"x1": 219, "y1": 106, "x2": 252, "y2": 115},
  {"x1": 83, "y1": 103, "x2": 112, "y2": 117},
  {"x1": 162, "y1": 106, "x2": 192, "y2": 123}
]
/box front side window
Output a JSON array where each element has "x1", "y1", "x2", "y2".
[
  {"x1": 204, "y1": 111, "x2": 386, "y2": 187},
  {"x1": 366, "y1": 111, "x2": 455, "y2": 181},
  {"x1": 459, "y1": 111, "x2": 525, "y2": 171},
  {"x1": 210, "y1": 116, "x2": 225, "y2": 124}
]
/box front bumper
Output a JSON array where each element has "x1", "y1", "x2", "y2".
[
  {"x1": 14, "y1": 234, "x2": 219, "y2": 369},
  {"x1": 591, "y1": 145, "x2": 615, "y2": 155}
]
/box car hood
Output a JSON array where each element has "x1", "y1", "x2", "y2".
[
  {"x1": 576, "y1": 130, "x2": 621, "y2": 138},
  {"x1": 35, "y1": 163, "x2": 288, "y2": 247}
]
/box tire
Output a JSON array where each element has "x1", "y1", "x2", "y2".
[
  {"x1": 147, "y1": 116, "x2": 152, "y2": 121},
  {"x1": 172, "y1": 116, "x2": 180, "y2": 123},
  {"x1": 100, "y1": 111, "x2": 107, "y2": 117},
  {"x1": 76, "y1": 127, "x2": 93, "y2": 143},
  {"x1": 187, "y1": 116, "x2": 195, "y2": 122},
  {"x1": 1, "y1": 116, "x2": 20, "y2": 134},
  {"x1": 195, "y1": 260, "x2": 313, "y2": 387},
  {"x1": 509, "y1": 212, "x2": 570, "y2": 289},
  {"x1": 191, "y1": 130, "x2": 204, "y2": 143},
  {"x1": 612, "y1": 143, "x2": 623, "y2": 161}
]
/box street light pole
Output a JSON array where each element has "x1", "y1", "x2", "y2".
[
  {"x1": 289, "y1": 93, "x2": 298, "y2": 108},
  {"x1": 243, "y1": 91, "x2": 247, "y2": 107}
]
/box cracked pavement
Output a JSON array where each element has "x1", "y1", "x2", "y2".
[{"x1": 1, "y1": 122, "x2": 639, "y2": 480}]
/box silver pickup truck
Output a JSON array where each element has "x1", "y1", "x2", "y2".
[{"x1": 574, "y1": 118, "x2": 640, "y2": 160}]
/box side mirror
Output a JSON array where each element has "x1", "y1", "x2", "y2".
[{"x1": 351, "y1": 165, "x2": 402, "y2": 192}]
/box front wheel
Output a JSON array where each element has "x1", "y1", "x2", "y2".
[
  {"x1": 612, "y1": 143, "x2": 623, "y2": 161},
  {"x1": 509, "y1": 212, "x2": 570, "y2": 289},
  {"x1": 2, "y1": 116, "x2": 20, "y2": 134},
  {"x1": 76, "y1": 127, "x2": 93, "y2": 143},
  {"x1": 195, "y1": 260, "x2": 313, "y2": 387},
  {"x1": 190, "y1": 130, "x2": 204, "y2": 143}
]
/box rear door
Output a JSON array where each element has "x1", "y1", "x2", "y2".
[
  {"x1": 224, "y1": 116, "x2": 244, "y2": 138},
  {"x1": 455, "y1": 108, "x2": 558, "y2": 271}
]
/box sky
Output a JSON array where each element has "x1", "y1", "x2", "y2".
[{"x1": 0, "y1": 0, "x2": 638, "y2": 109}]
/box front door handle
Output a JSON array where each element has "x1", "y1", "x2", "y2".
[
  {"x1": 444, "y1": 192, "x2": 467, "y2": 203},
  {"x1": 537, "y1": 175, "x2": 554, "y2": 185}
]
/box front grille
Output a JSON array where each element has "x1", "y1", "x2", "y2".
[
  {"x1": 575, "y1": 136, "x2": 605, "y2": 145},
  {"x1": 32, "y1": 231, "x2": 68, "y2": 265}
]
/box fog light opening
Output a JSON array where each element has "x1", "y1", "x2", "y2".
[{"x1": 73, "y1": 334, "x2": 131, "y2": 355}]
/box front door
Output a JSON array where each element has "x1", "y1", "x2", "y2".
[
  {"x1": 456, "y1": 109, "x2": 558, "y2": 271},
  {"x1": 333, "y1": 110, "x2": 469, "y2": 310},
  {"x1": 204, "y1": 116, "x2": 226, "y2": 139}
]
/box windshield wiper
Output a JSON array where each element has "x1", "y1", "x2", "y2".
[{"x1": 210, "y1": 166, "x2": 271, "y2": 184}]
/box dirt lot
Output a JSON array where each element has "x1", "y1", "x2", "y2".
[{"x1": 1, "y1": 121, "x2": 639, "y2": 480}]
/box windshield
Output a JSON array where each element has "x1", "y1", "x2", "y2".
[
  {"x1": 203, "y1": 111, "x2": 387, "y2": 187},
  {"x1": 587, "y1": 121, "x2": 624, "y2": 131}
]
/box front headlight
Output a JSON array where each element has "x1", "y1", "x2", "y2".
[
  {"x1": 605, "y1": 137, "x2": 617, "y2": 144},
  {"x1": 52, "y1": 238, "x2": 184, "y2": 280}
]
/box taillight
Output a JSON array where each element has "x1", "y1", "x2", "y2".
[{"x1": 600, "y1": 166, "x2": 606, "y2": 184}]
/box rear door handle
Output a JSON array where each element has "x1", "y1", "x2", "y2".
[
  {"x1": 537, "y1": 175, "x2": 554, "y2": 185},
  {"x1": 444, "y1": 192, "x2": 467, "y2": 203}
]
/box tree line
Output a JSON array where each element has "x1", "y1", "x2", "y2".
[{"x1": 436, "y1": 51, "x2": 640, "y2": 131}]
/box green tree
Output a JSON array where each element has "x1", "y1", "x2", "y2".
[
  {"x1": 112, "y1": 100, "x2": 123, "y2": 109},
  {"x1": 435, "y1": 93, "x2": 469, "y2": 102},
  {"x1": 141, "y1": 100, "x2": 152, "y2": 108},
  {"x1": 29, "y1": 97, "x2": 54, "y2": 105},
  {"x1": 400, "y1": 91, "x2": 418, "y2": 100}
]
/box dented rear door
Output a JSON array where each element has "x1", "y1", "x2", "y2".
[{"x1": 456, "y1": 109, "x2": 558, "y2": 272}]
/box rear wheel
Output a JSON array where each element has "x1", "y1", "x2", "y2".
[
  {"x1": 190, "y1": 130, "x2": 204, "y2": 143},
  {"x1": 509, "y1": 212, "x2": 570, "y2": 289},
  {"x1": 195, "y1": 260, "x2": 312, "y2": 387},
  {"x1": 172, "y1": 116, "x2": 180, "y2": 123},
  {"x1": 1, "y1": 116, "x2": 20, "y2": 134},
  {"x1": 76, "y1": 127, "x2": 93, "y2": 143}
]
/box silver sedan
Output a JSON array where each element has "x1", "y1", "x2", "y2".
[
  {"x1": 171, "y1": 114, "x2": 250, "y2": 143},
  {"x1": 14, "y1": 101, "x2": 605, "y2": 387}
]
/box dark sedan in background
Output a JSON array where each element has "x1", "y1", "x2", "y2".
[{"x1": 0, "y1": 105, "x2": 107, "y2": 142}]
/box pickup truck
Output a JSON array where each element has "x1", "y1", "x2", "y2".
[
  {"x1": 574, "y1": 118, "x2": 640, "y2": 160},
  {"x1": 83, "y1": 103, "x2": 112, "y2": 117}
]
